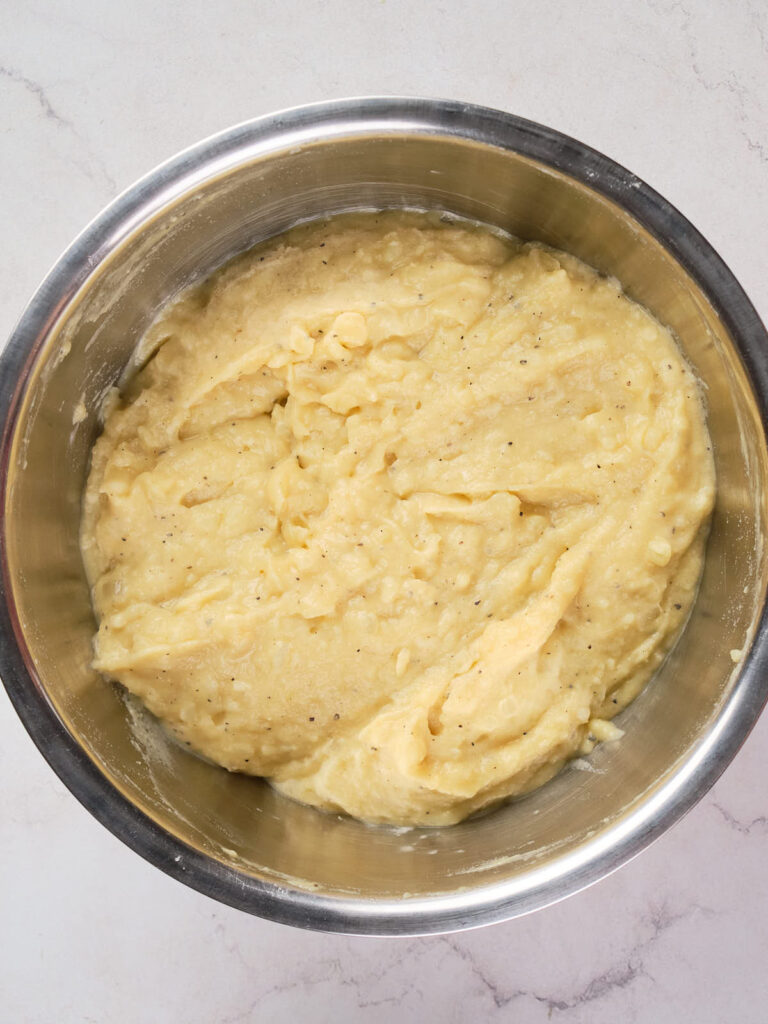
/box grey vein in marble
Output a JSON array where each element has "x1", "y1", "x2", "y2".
[
  {"x1": 436, "y1": 900, "x2": 713, "y2": 1017},
  {"x1": 654, "y1": 0, "x2": 768, "y2": 165},
  {"x1": 713, "y1": 802, "x2": 768, "y2": 837},
  {"x1": 2, "y1": 64, "x2": 117, "y2": 194}
]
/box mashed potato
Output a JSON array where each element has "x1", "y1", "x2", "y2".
[{"x1": 81, "y1": 212, "x2": 715, "y2": 825}]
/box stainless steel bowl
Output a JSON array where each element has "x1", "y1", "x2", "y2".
[{"x1": 2, "y1": 98, "x2": 768, "y2": 936}]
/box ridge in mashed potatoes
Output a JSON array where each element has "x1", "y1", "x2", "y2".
[{"x1": 81, "y1": 211, "x2": 715, "y2": 826}]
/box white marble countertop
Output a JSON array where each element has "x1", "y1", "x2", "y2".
[{"x1": 2, "y1": 1, "x2": 767, "y2": 1020}]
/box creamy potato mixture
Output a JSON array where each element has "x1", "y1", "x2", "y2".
[{"x1": 81, "y1": 212, "x2": 715, "y2": 825}]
